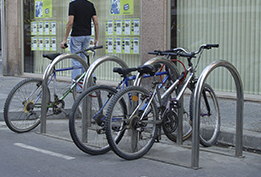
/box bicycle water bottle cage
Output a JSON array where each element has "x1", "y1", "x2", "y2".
[
  {"x1": 42, "y1": 53, "x2": 61, "y2": 61},
  {"x1": 137, "y1": 64, "x2": 161, "y2": 76},
  {"x1": 113, "y1": 67, "x2": 138, "y2": 77}
]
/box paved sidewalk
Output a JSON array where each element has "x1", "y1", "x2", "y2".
[{"x1": 0, "y1": 57, "x2": 261, "y2": 152}]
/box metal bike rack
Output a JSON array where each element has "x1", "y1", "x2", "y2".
[
  {"x1": 83, "y1": 55, "x2": 129, "y2": 89},
  {"x1": 80, "y1": 55, "x2": 129, "y2": 142},
  {"x1": 133, "y1": 57, "x2": 185, "y2": 145},
  {"x1": 40, "y1": 53, "x2": 89, "y2": 133},
  {"x1": 191, "y1": 60, "x2": 244, "y2": 168}
]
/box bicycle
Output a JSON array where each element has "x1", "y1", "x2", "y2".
[
  {"x1": 104, "y1": 44, "x2": 220, "y2": 160},
  {"x1": 69, "y1": 62, "x2": 183, "y2": 155},
  {"x1": 3, "y1": 45, "x2": 103, "y2": 133}
]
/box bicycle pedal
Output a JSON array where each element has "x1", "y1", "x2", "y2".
[
  {"x1": 155, "y1": 136, "x2": 161, "y2": 143},
  {"x1": 171, "y1": 100, "x2": 181, "y2": 108}
]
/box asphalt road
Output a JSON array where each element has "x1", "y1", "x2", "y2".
[{"x1": 1, "y1": 121, "x2": 261, "y2": 177}]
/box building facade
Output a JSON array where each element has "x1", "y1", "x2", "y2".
[{"x1": 2, "y1": 0, "x2": 261, "y2": 97}]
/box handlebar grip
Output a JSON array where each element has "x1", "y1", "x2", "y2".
[
  {"x1": 64, "y1": 43, "x2": 68, "y2": 48},
  {"x1": 94, "y1": 45, "x2": 103, "y2": 49},
  {"x1": 206, "y1": 44, "x2": 219, "y2": 48},
  {"x1": 148, "y1": 51, "x2": 158, "y2": 55}
]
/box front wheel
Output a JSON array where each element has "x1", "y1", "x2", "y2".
[
  {"x1": 189, "y1": 83, "x2": 220, "y2": 147},
  {"x1": 105, "y1": 86, "x2": 159, "y2": 160},
  {"x1": 4, "y1": 78, "x2": 50, "y2": 133}
]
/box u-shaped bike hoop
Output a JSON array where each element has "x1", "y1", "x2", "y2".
[
  {"x1": 191, "y1": 60, "x2": 244, "y2": 169},
  {"x1": 83, "y1": 55, "x2": 129, "y2": 89},
  {"x1": 40, "y1": 54, "x2": 129, "y2": 133},
  {"x1": 40, "y1": 54, "x2": 89, "y2": 133}
]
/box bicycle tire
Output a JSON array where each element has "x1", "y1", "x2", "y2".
[
  {"x1": 69, "y1": 85, "x2": 119, "y2": 155},
  {"x1": 105, "y1": 86, "x2": 159, "y2": 160},
  {"x1": 4, "y1": 78, "x2": 50, "y2": 133},
  {"x1": 189, "y1": 83, "x2": 220, "y2": 147}
]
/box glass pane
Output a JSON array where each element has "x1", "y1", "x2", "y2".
[
  {"x1": 171, "y1": 0, "x2": 261, "y2": 94},
  {"x1": 23, "y1": 0, "x2": 141, "y2": 82}
]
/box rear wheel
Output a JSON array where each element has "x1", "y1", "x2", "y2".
[
  {"x1": 105, "y1": 86, "x2": 159, "y2": 160},
  {"x1": 4, "y1": 78, "x2": 50, "y2": 133}
]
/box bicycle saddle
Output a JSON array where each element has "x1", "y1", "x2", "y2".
[
  {"x1": 42, "y1": 53, "x2": 61, "y2": 61},
  {"x1": 138, "y1": 63, "x2": 161, "y2": 76},
  {"x1": 113, "y1": 67, "x2": 138, "y2": 76}
]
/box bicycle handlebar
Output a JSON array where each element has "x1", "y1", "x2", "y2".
[
  {"x1": 75, "y1": 45, "x2": 103, "y2": 54},
  {"x1": 148, "y1": 44, "x2": 219, "y2": 58}
]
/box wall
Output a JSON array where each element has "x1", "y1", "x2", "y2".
[
  {"x1": 141, "y1": 0, "x2": 168, "y2": 64},
  {"x1": 176, "y1": 0, "x2": 261, "y2": 95},
  {"x1": 4, "y1": 0, "x2": 22, "y2": 76}
]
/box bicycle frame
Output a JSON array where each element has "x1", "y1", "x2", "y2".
[{"x1": 91, "y1": 70, "x2": 171, "y2": 123}]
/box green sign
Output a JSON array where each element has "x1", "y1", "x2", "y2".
[
  {"x1": 110, "y1": 0, "x2": 133, "y2": 16},
  {"x1": 35, "y1": 0, "x2": 52, "y2": 18}
]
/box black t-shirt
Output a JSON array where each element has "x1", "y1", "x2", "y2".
[{"x1": 69, "y1": 0, "x2": 96, "y2": 36}]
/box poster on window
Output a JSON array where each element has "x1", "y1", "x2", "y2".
[
  {"x1": 44, "y1": 37, "x2": 50, "y2": 51},
  {"x1": 122, "y1": 19, "x2": 130, "y2": 35},
  {"x1": 115, "y1": 20, "x2": 122, "y2": 35},
  {"x1": 31, "y1": 22, "x2": 37, "y2": 35},
  {"x1": 31, "y1": 37, "x2": 38, "y2": 51},
  {"x1": 51, "y1": 37, "x2": 56, "y2": 51},
  {"x1": 132, "y1": 19, "x2": 140, "y2": 35},
  {"x1": 111, "y1": 0, "x2": 133, "y2": 15},
  {"x1": 38, "y1": 22, "x2": 43, "y2": 35},
  {"x1": 132, "y1": 37, "x2": 139, "y2": 54},
  {"x1": 105, "y1": 20, "x2": 114, "y2": 35},
  {"x1": 51, "y1": 21, "x2": 56, "y2": 35},
  {"x1": 105, "y1": 38, "x2": 114, "y2": 53},
  {"x1": 115, "y1": 38, "x2": 121, "y2": 53},
  {"x1": 44, "y1": 21, "x2": 50, "y2": 35},
  {"x1": 39, "y1": 37, "x2": 44, "y2": 50},
  {"x1": 35, "y1": 0, "x2": 52, "y2": 18},
  {"x1": 123, "y1": 38, "x2": 130, "y2": 54}
]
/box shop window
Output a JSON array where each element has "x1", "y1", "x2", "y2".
[{"x1": 23, "y1": 0, "x2": 141, "y2": 81}]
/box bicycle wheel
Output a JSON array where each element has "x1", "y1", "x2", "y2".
[
  {"x1": 69, "y1": 85, "x2": 118, "y2": 155},
  {"x1": 4, "y1": 78, "x2": 50, "y2": 133},
  {"x1": 161, "y1": 87, "x2": 192, "y2": 142},
  {"x1": 189, "y1": 83, "x2": 220, "y2": 147},
  {"x1": 105, "y1": 86, "x2": 159, "y2": 160}
]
